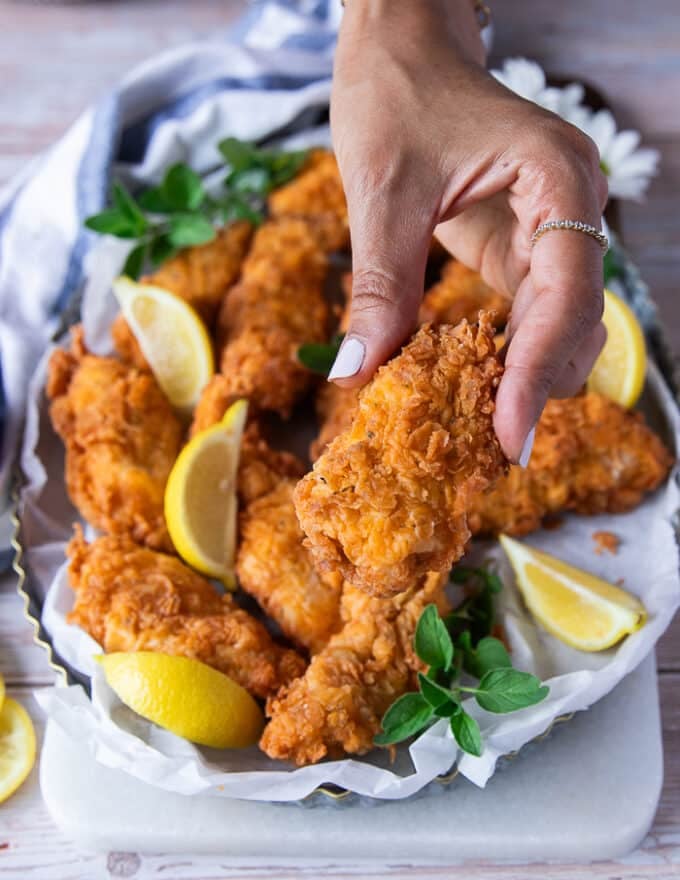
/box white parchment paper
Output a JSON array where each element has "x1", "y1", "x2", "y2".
[{"x1": 24, "y1": 234, "x2": 680, "y2": 800}]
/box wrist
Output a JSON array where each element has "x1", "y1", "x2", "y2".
[{"x1": 340, "y1": 0, "x2": 486, "y2": 66}]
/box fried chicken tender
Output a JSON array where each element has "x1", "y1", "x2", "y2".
[
  {"x1": 215, "y1": 217, "x2": 329, "y2": 417},
  {"x1": 310, "y1": 381, "x2": 360, "y2": 460},
  {"x1": 268, "y1": 149, "x2": 349, "y2": 252},
  {"x1": 260, "y1": 571, "x2": 450, "y2": 765},
  {"x1": 294, "y1": 315, "x2": 507, "y2": 597},
  {"x1": 469, "y1": 392, "x2": 674, "y2": 536},
  {"x1": 237, "y1": 481, "x2": 343, "y2": 654},
  {"x1": 47, "y1": 328, "x2": 182, "y2": 552},
  {"x1": 419, "y1": 260, "x2": 512, "y2": 329},
  {"x1": 112, "y1": 221, "x2": 252, "y2": 369},
  {"x1": 66, "y1": 527, "x2": 305, "y2": 699}
]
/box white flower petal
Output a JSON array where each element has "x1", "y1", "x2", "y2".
[
  {"x1": 583, "y1": 109, "x2": 617, "y2": 156},
  {"x1": 606, "y1": 130, "x2": 641, "y2": 165},
  {"x1": 614, "y1": 148, "x2": 660, "y2": 177},
  {"x1": 491, "y1": 58, "x2": 546, "y2": 101}
]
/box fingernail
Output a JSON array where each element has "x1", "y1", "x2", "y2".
[
  {"x1": 328, "y1": 337, "x2": 365, "y2": 380},
  {"x1": 519, "y1": 426, "x2": 536, "y2": 468}
]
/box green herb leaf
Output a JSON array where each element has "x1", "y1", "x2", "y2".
[
  {"x1": 374, "y1": 692, "x2": 433, "y2": 746},
  {"x1": 84, "y1": 209, "x2": 140, "y2": 239},
  {"x1": 451, "y1": 710, "x2": 483, "y2": 757},
  {"x1": 220, "y1": 196, "x2": 264, "y2": 226},
  {"x1": 112, "y1": 183, "x2": 148, "y2": 235},
  {"x1": 167, "y1": 214, "x2": 216, "y2": 248},
  {"x1": 463, "y1": 636, "x2": 512, "y2": 680},
  {"x1": 162, "y1": 164, "x2": 205, "y2": 211},
  {"x1": 603, "y1": 248, "x2": 622, "y2": 284},
  {"x1": 296, "y1": 334, "x2": 344, "y2": 376},
  {"x1": 266, "y1": 149, "x2": 309, "y2": 187},
  {"x1": 415, "y1": 604, "x2": 454, "y2": 671},
  {"x1": 474, "y1": 668, "x2": 549, "y2": 714},
  {"x1": 122, "y1": 242, "x2": 147, "y2": 279},
  {"x1": 417, "y1": 672, "x2": 454, "y2": 709},
  {"x1": 227, "y1": 166, "x2": 273, "y2": 194},
  {"x1": 218, "y1": 137, "x2": 258, "y2": 171},
  {"x1": 149, "y1": 233, "x2": 178, "y2": 268},
  {"x1": 434, "y1": 699, "x2": 461, "y2": 719},
  {"x1": 138, "y1": 186, "x2": 173, "y2": 214}
]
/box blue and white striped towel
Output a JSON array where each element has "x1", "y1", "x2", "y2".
[{"x1": 0, "y1": 0, "x2": 343, "y2": 561}]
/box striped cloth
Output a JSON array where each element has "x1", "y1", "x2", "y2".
[{"x1": 0, "y1": 0, "x2": 343, "y2": 559}]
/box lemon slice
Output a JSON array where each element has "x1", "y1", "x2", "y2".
[
  {"x1": 0, "y1": 698, "x2": 37, "y2": 803},
  {"x1": 587, "y1": 288, "x2": 646, "y2": 408},
  {"x1": 165, "y1": 399, "x2": 247, "y2": 587},
  {"x1": 500, "y1": 534, "x2": 646, "y2": 652},
  {"x1": 0, "y1": 671, "x2": 5, "y2": 709},
  {"x1": 97, "y1": 652, "x2": 263, "y2": 749},
  {"x1": 113, "y1": 276, "x2": 214, "y2": 412}
]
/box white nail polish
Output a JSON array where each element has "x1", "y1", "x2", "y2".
[
  {"x1": 328, "y1": 337, "x2": 365, "y2": 380},
  {"x1": 519, "y1": 426, "x2": 536, "y2": 468}
]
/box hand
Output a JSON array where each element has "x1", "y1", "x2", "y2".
[{"x1": 329, "y1": 0, "x2": 608, "y2": 463}]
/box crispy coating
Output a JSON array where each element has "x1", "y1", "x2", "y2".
[
  {"x1": 112, "y1": 222, "x2": 252, "y2": 368},
  {"x1": 294, "y1": 315, "x2": 507, "y2": 597},
  {"x1": 419, "y1": 260, "x2": 512, "y2": 329},
  {"x1": 469, "y1": 392, "x2": 674, "y2": 536},
  {"x1": 237, "y1": 480, "x2": 343, "y2": 654},
  {"x1": 47, "y1": 328, "x2": 182, "y2": 552},
  {"x1": 268, "y1": 149, "x2": 349, "y2": 252},
  {"x1": 188, "y1": 376, "x2": 306, "y2": 506},
  {"x1": 260, "y1": 571, "x2": 450, "y2": 765},
  {"x1": 310, "y1": 382, "x2": 360, "y2": 460},
  {"x1": 216, "y1": 217, "x2": 329, "y2": 417},
  {"x1": 66, "y1": 527, "x2": 305, "y2": 699}
]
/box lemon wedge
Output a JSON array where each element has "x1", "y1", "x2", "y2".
[
  {"x1": 0, "y1": 697, "x2": 37, "y2": 803},
  {"x1": 0, "y1": 671, "x2": 5, "y2": 709},
  {"x1": 113, "y1": 276, "x2": 214, "y2": 412},
  {"x1": 500, "y1": 535, "x2": 646, "y2": 652},
  {"x1": 97, "y1": 652, "x2": 263, "y2": 749},
  {"x1": 587, "y1": 288, "x2": 646, "y2": 408},
  {"x1": 165, "y1": 399, "x2": 247, "y2": 587}
]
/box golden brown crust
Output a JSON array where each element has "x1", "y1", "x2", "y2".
[
  {"x1": 310, "y1": 381, "x2": 360, "y2": 460},
  {"x1": 268, "y1": 149, "x2": 349, "y2": 252},
  {"x1": 47, "y1": 328, "x2": 182, "y2": 552},
  {"x1": 294, "y1": 315, "x2": 507, "y2": 597},
  {"x1": 215, "y1": 217, "x2": 329, "y2": 417},
  {"x1": 66, "y1": 527, "x2": 305, "y2": 699},
  {"x1": 112, "y1": 222, "x2": 252, "y2": 367},
  {"x1": 260, "y1": 571, "x2": 450, "y2": 765},
  {"x1": 237, "y1": 481, "x2": 343, "y2": 654},
  {"x1": 419, "y1": 260, "x2": 511, "y2": 329},
  {"x1": 469, "y1": 392, "x2": 674, "y2": 536}
]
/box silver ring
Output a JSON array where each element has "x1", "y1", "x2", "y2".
[{"x1": 531, "y1": 220, "x2": 609, "y2": 251}]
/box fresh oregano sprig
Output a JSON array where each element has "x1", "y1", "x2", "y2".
[
  {"x1": 84, "y1": 138, "x2": 309, "y2": 279},
  {"x1": 374, "y1": 568, "x2": 549, "y2": 757}
]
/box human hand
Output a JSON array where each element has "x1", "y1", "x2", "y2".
[{"x1": 329, "y1": 0, "x2": 608, "y2": 463}]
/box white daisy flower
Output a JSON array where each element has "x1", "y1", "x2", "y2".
[
  {"x1": 577, "y1": 109, "x2": 659, "y2": 201},
  {"x1": 490, "y1": 58, "x2": 659, "y2": 201}
]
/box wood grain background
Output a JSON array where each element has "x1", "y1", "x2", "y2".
[{"x1": 0, "y1": 1, "x2": 677, "y2": 877}]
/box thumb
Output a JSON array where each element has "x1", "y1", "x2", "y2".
[{"x1": 328, "y1": 182, "x2": 434, "y2": 386}]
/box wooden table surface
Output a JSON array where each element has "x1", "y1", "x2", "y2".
[{"x1": 0, "y1": 2, "x2": 678, "y2": 878}]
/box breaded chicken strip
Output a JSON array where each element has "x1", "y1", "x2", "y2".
[
  {"x1": 310, "y1": 381, "x2": 360, "y2": 460},
  {"x1": 268, "y1": 149, "x2": 349, "y2": 252},
  {"x1": 216, "y1": 217, "x2": 329, "y2": 417},
  {"x1": 237, "y1": 480, "x2": 343, "y2": 654},
  {"x1": 67, "y1": 527, "x2": 305, "y2": 699},
  {"x1": 469, "y1": 392, "x2": 674, "y2": 536},
  {"x1": 112, "y1": 221, "x2": 252, "y2": 369},
  {"x1": 294, "y1": 315, "x2": 506, "y2": 597},
  {"x1": 47, "y1": 328, "x2": 182, "y2": 552},
  {"x1": 419, "y1": 260, "x2": 511, "y2": 329},
  {"x1": 260, "y1": 571, "x2": 450, "y2": 765},
  {"x1": 188, "y1": 376, "x2": 306, "y2": 505}
]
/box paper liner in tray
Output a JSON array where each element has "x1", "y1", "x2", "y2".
[{"x1": 14, "y1": 232, "x2": 680, "y2": 801}]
